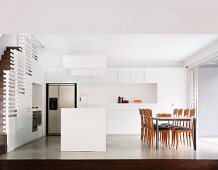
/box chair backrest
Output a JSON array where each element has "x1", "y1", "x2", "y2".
[
  {"x1": 184, "y1": 109, "x2": 190, "y2": 117},
  {"x1": 142, "y1": 109, "x2": 147, "y2": 116},
  {"x1": 147, "y1": 117, "x2": 154, "y2": 132},
  {"x1": 173, "y1": 108, "x2": 178, "y2": 116},
  {"x1": 187, "y1": 109, "x2": 195, "y2": 129},
  {"x1": 172, "y1": 108, "x2": 178, "y2": 125},
  {"x1": 190, "y1": 109, "x2": 195, "y2": 118},
  {"x1": 175, "y1": 109, "x2": 183, "y2": 126},
  {"x1": 178, "y1": 109, "x2": 183, "y2": 117},
  {"x1": 139, "y1": 109, "x2": 143, "y2": 116},
  {"x1": 183, "y1": 109, "x2": 190, "y2": 127},
  {"x1": 139, "y1": 109, "x2": 143, "y2": 126},
  {"x1": 146, "y1": 109, "x2": 153, "y2": 118},
  {"x1": 145, "y1": 109, "x2": 154, "y2": 139}
]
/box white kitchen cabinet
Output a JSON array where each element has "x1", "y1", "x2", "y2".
[
  {"x1": 130, "y1": 68, "x2": 144, "y2": 83},
  {"x1": 71, "y1": 68, "x2": 106, "y2": 76},
  {"x1": 106, "y1": 111, "x2": 120, "y2": 134},
  {"x1": 75, "y1": 76, "x2": 91, "y2": 83},
  {"x1": 107, "y1": 104, "x2": 131, "y2": 111},
  {"x1": 61, "y1": 69, "x2": 78, "y2": 83},
  {"x1": 117, "y1": 68, "x2": 131, "y2": 83},
  {"x1": 24, "y1": 78, "x2": 33, "y2": 109},
  {"x1": 47, "y1": 68, "x2": 91, "y2": 83},
  {"x1": 107, "y1": 111, "x2": 140, "y2": 134},
  {"x1": 91, "y1": 68, "x2": 117, "y2": 83},
  {"x1": 144, "y1": 68, "x2": 159, "y2": 83},
  {"x1": 46, "y1": 68, "x2": 62, "y2": 83}
]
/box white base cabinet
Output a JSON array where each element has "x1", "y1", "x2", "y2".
[{"x1": 107, "y1": 111, "x2": 140, "y2": 134}]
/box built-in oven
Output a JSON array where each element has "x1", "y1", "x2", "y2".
[
  {"x1": 37, "y1": 111, "x2": 42, "y2": 126},
  {"x1": 32, "y1": 111, "x2": 38, "y2": 132}
]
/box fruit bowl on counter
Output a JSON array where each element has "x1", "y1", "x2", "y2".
[{"x1": 156, "y1": 113, "x2": 172, "y2": 118}]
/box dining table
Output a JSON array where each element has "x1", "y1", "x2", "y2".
[{"x1": 152, "y1": 117, "x2": 197, "y2": 150}]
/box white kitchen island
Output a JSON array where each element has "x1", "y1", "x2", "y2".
[{"x1": 61, "y1": 108, "x2": 106, "y2": 151}]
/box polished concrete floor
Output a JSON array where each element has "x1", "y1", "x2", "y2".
[{"x1": 0, "y1": 135, "x2": 218, "y2": 159}]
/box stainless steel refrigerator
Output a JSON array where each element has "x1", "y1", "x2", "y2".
[{"x1": 47, "y1": 84, "x2": 77, "y2": 135}]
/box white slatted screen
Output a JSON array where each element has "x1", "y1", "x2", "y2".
[
  {"x1": 188, "y1": 67, "x2": 198, "y2": 109},
  {"x1": 12, "y1": 50, "x2": 26, "y2": 94},
  {"x1": 1, "y1": 35, "x2": 42, "y2": 134},
  {"x1": 18, "y1": 34, "x2": 43, "y2": 76},
  {"x1": 4, "y1": 34, "x2": 42, "y2": 118}
]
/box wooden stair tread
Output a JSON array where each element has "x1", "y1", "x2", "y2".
[
  {"x1": 1, "y1": 54, "x2": 14, "y2": 61},
  {"x1": 6, "y1": 47, "x2": 22, "y2": 51}
]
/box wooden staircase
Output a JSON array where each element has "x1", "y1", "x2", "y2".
[{"x1": 0, "y1": 47, "x2": 21, "y2": 155}]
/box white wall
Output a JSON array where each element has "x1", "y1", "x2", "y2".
[
  {"x1": 149, "y1": 68, "x2": 187, "y2": 113},
  {"x1": 198, "y1": 67, "x2": 218, "y2": 137}
]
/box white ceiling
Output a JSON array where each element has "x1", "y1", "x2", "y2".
[
  {"x1": 1, "y1": 0, "x2": 218, "y2": 33},
  {"x1": 37, "y1": 34, "x2": 218, "y2": 62}
]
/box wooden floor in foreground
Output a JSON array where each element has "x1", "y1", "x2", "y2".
[{"x1": 0, "y1": 159, "x2": 218, "y2": 170}]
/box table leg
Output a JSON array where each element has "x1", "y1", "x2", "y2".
[
  {"x1": 193, "y1": 118, "x2": 196, "y2": 150},
  {"x1": 156, "y1": 119, "x2": 159, "y2": 150}
]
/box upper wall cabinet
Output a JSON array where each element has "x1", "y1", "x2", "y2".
[
  {"x1": 144, "y1": 68, "x2": 159, "y2": 83},
  {"x1": 61, "y1": 69, "x2": 74, "y2": 83},
  {"x1": 92, "y1": 68, "x2": 117, "y2": 83},
  {"x1": 46, "y1": 68, "x2": 62, "y2": 83},
  {"x1": 130, "y1": 68, "x2": 144, "y2": 83},
  {"x1": 117, "y1": 68, "x2": 131, "y2": 83},
  {"x1": 75, "y1": 76, "x2": 92, "y2": 83}
]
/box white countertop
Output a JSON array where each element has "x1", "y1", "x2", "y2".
[{"x1": 78, "y1": 102, "x2": 157, "y2": 106}]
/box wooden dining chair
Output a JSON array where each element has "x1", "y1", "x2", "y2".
[
  {"x1": 147, "y1": 115, "x2": 155, "y2": 147},
  {"x1": 172, "y1": 108, "x2": 183, "y2": 145},
  {"x1": 139, "y1": 108, "x2": 149, "y2": 141},
  {"x1": 171, "y1": 109, "x2": 189, "y2": 146},
  {"x1": 176, "y1": 109, "x2": 183, "y2": 126},
  {"x1": 172, "y1": 108, "x2": 178, "y2": 126},
  {"x1": 182, "y1": 109, "x2": 190, "y2": 145},
  {"x1": 172, "y1": 109, "x2": 195, "y2": 149},
  {"x1": 146, "y1": 109, "x2": 171, "y2": 148},
  {"x1": 139, "y1": 109, "x2": 144, "y2": 139},
  {"x1": 142, "y1": 109, "x2": 149, "y2": 142}
]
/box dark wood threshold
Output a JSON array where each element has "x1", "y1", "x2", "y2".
[{"x1": 0, "y1": 159, "x2": 218, "y2": 170}]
